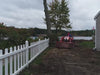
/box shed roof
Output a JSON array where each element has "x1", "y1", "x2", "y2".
[{"x1": 94, "y1": 11, "x2": 100, "y2": 20}]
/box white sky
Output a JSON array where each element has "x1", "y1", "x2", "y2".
[
  {"x1": 0, "y1": 0, "x2": 99, "y2": 30},
  {"x1": 68, "y1": 0, "x2": 100, "y2": 30}
]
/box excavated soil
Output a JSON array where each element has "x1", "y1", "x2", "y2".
[{"x1": 20, "y1": 41, "x2": 100, "y2": 75}]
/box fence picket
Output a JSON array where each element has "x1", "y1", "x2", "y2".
[
  {"x1": 30, "y1": 43, "x2": 33, "y2": 59},
  {"x1": 0, "y1": 50, "x2": 3, "y2": 75},
  {"x1": 10, "y1": 47, "x2": 13, "y2": 75},
  {"x1": 22, "y1": 45, "x2": 25, "y2": 65},
  {"x1": 20, "y1": 45, "x2": 23, "y2": 67},
  {"x1": 17, "y1": 46, "x2": 20, "y2": 70},
  {"x1": 25, "y1": 41, "x2": 29, "y2": 63},
  {"x1": 0, "y1": 39, "x2": 49, "y2": 75},
  {"x1": 23, "y1": 45, "x2": 26, "y2": 64},
  {"x1": 14, "y1": 46, "x2": 16, "y2": 73},
  {"x1": 5, "y1": 48, "x2": 8, "y2": 75}
]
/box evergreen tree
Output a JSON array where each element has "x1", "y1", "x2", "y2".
[
  {"x1": 48, "y1": 0, "x2": 71, "y2": 33},
  {"x1": 49, "y1": 0, "x2": 60, "y2": 33},
  {"x1": 59, "y1": 0, "x2": 71, "y2": 29}
]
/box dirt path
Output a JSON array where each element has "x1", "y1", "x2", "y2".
[{"x1": 19, "y1": 41, "x2": 100, "y2": 75}]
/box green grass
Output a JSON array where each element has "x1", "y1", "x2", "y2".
[{"x1": 79, "y1": 41, "x2": 95, "y2": 48}]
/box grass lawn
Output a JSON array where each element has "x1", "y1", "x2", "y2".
[{"x1": 79, "y1": 40, "x2": 94, "y2": 48}]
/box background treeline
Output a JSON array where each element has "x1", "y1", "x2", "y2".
[
  {"x1": 32, "y1": 28, "x2": 94, "y2": 36},
  {"x1": 0, "y1": 23, "x2": 33, "y2": 49},
  {"x1": 70, "y1": 30, "x2": 94, "y2": 36},
  {"x1": 0, "y1": 23, "x2": 94, "y2": 49}
]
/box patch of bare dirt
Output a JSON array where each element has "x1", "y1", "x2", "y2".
[{"x1": 26, "y1": 41, "x2": 100, "y2": 75}]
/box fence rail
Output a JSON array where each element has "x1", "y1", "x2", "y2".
[{"x1": 0, "y1": 39, "x2": 49, "y2": 75}]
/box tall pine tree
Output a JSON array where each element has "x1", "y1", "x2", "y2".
[
  {"x1": 49, "y1": 0, "x2": 60, "y2": 33},
  {"x1": 48, "y1": 0, "x2": 71, "y2": 33}
]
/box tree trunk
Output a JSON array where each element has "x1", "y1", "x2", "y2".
[
  {"x1": 43, "y1": 0, "x2": 52, "y2": 36},
  {"x1": 43, "y1": 0, "x2": 54, "y2": 46},
  {"x1": 56, "y1": 27, "x2": 57, "y2": 34}
]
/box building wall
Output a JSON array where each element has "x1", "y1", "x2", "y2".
[{"x1": 96, "y1": 15, "x2": 100, "y2": 50}]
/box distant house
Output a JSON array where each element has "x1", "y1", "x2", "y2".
[{"x1": 94, "y1": 11, "x2": 100, "y2": 50}]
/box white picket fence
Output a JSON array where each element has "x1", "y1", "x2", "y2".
[{"x1": 0, "y1": 39, "x2": 49, "y2": 75}]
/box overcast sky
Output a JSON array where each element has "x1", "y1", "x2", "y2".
[{"x1": 0, "y1": 0, "x2": 100, "y2": 30}]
